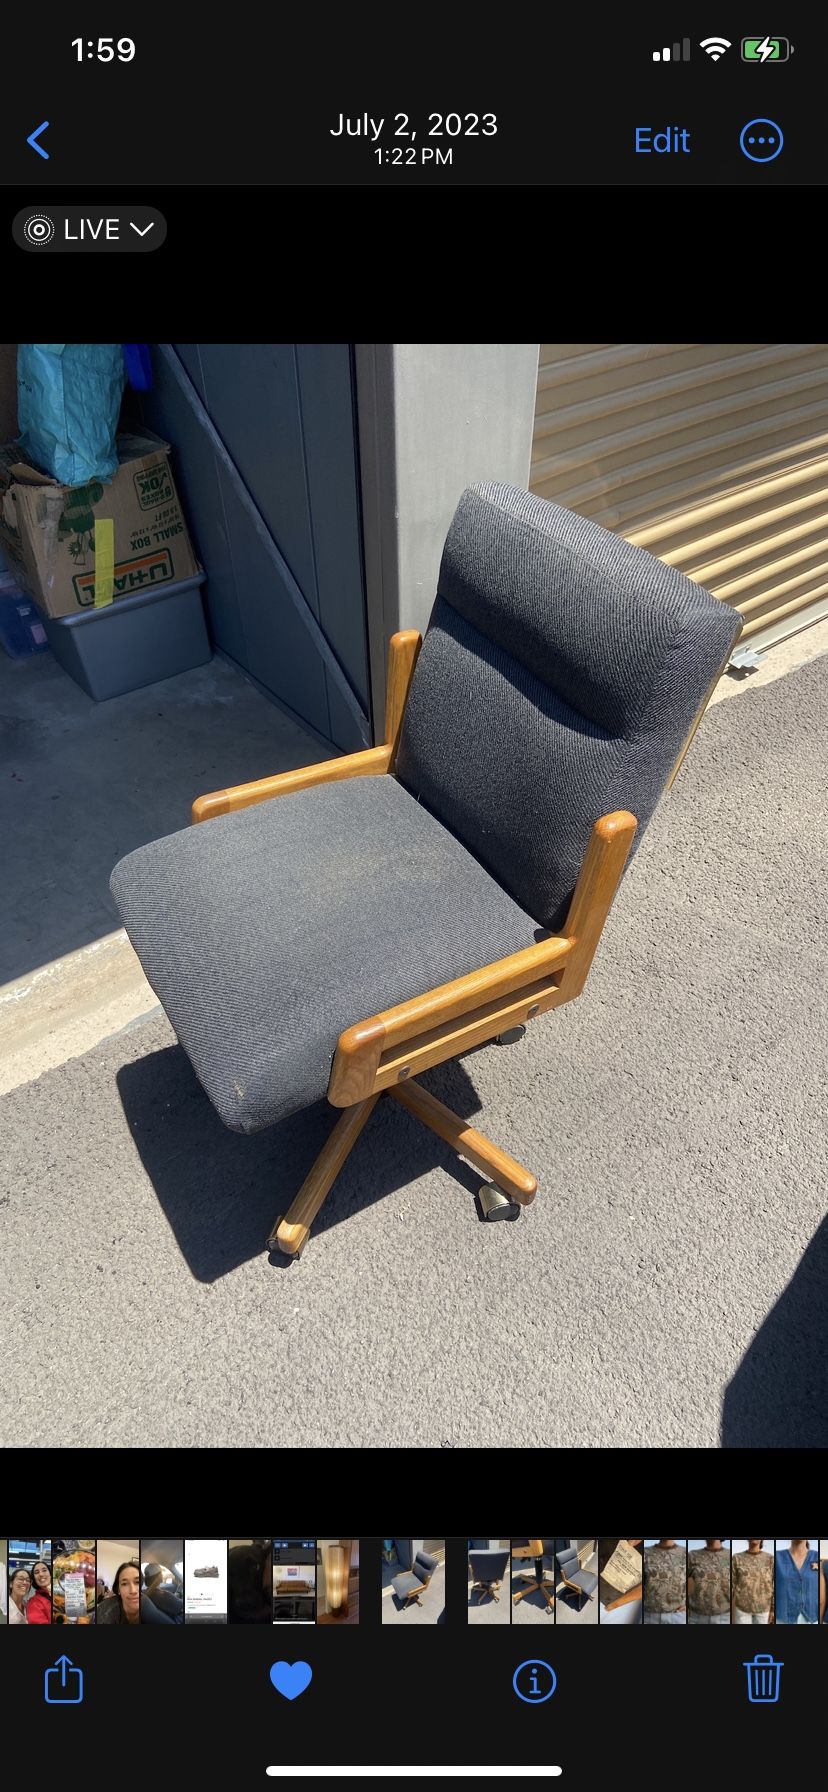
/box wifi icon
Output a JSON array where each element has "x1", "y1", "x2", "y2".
[{"x1": 700, "y1": 36, "x2": 732, "y2": 60}]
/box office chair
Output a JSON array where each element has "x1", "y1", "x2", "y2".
[
  {"x1": 512, "y1": 1539, "x2": 556, "y2": 1613},
  {"x1": 111, "y1": 483, "x2": 740, "y2": 1259},
  {"x1": 468, "y1": 1548, "x2": 511, "y2": 1603},
  {"x1": 555, "y1": 1544, "x2": 598, "y2": 1610},
  {"x1": 391, "y1": 1551, "x2": 440, "y2": 1609}
]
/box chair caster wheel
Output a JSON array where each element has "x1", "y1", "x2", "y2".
[
  {"x1": 266, "y1": 1216, "x2": 306, "y2": 1259},
  {"x1": 496, "y1": 1025, "x2": 526, "y2": 1045},
  {"x1": 476, "y1": 1183, "x2": 521, "y2": 1221}
]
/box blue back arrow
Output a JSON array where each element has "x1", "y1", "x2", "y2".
[{"x1": 27, "y1": 121, "x2": 50, "y2": 159}]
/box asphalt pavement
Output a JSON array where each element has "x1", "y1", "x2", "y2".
[{"x1": 2, "y1": 658, "x2": 826, "y2": 1447}]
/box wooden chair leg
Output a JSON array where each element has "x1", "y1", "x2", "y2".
[
  {"x1": 388, "y1": 1078, "x2": 537, "y2": 1204},
  {"x1": 268, "y1": 1095, "x2": 380, "y2": 1256}
]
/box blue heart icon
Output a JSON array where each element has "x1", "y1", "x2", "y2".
[{"x1": 270, "y1": 1660, "x2": 313, "y2": 1701}]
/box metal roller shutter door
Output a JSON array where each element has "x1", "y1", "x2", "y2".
[{"x1": 531, "y1": 343, "x2": 828, "y2": 650}]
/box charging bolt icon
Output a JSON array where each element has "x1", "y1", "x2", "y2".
[{"x1": 742, "y1": 36, "x2": 792, "y2": 61}]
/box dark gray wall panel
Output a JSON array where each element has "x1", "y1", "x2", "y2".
[
  {"x1": 325, "y1": 680, "x2": 367, "y2": 755},
  {"x1": 196, "y1": 345, "x2": 320, "y2": 612},
  {"x1": 296, "y1": 343, "x2": 369, "y2": 707},
  {"x1": 139, "y1": 355, "x2": 248, "y2": 668},
  {"x1": 216, "y1": 465, "x2": 330, "y2": 739},
  {"x1": 175, "y1": 345, "x2": 206, "y2": 397},
  {"x1": 140, "y1": 344, "x2": 368, "y2": 751}
]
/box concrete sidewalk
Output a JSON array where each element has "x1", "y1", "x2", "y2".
[{"x1": 1, "y1": 658, "x2": 827, "y2": 1448}]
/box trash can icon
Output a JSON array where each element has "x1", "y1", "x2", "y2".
[{"x1": 744, "y1": 1653, "x2": 783, "y2": 1704}]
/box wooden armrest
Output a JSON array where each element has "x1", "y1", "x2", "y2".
[
  {"x1": 192, "y1": 744, "x2": 391, "y2": 823},
  {"x1": 327, "y1": 810, "x2": 636, "y2": 1105},
  {"x1": 328, "y1": 935, "x2": 574, "y2": 1106},
  {"x1": 192, "y1": 630, "x2": 421, "y2": 823}
]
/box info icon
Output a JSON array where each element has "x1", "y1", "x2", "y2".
[{"x1": 513, "y1": 1659, "x2": 557, "y2": 1704}]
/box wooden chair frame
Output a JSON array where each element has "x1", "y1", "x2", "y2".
[
  {"x1": 470, "y1": 1575, "x2": 505, "y2": 1605},
  {"x1": 192, "y1": 630, "x2": 639, "y2": 1259},
  {"x1": 394, "y1": 1559, "x2": 436, "y2": 1608},
  {"x1": 556, "y1": 1560, "x2": 596, "y2": 1609},
  {"x1": 511, "y1": 1540, "x2": 556, "y2": 1612}
]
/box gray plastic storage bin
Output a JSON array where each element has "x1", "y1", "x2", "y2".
[{"x1": 42, "y1": 572, "x2": 210, "y2": 701}]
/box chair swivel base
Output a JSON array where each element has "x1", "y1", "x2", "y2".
[
  {"x1": 513, "y1": 1568, "x2": 555, "y2": 1612},
  {"x1": 268, "y1": 1076, "x2": 537, "y2": 1259},
  {"x1": 471, "y1": 1581, "x2": 502, "y2": 1602}
]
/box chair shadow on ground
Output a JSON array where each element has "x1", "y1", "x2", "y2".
[
  {"x1": 116, "y1": 1042, "x2": 495, "y2": 1283},
  {"x1": 556, "y1": 1588, "x2": 593, "y2": 1617},
  {"x1": 512, "y1": 1586, "x2": 556, "y2": 1617},
  {"x1": 720, "y1": 1216, "x2": 828, "y2": 1446}
]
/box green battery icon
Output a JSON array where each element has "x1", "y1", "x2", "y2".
[{"x1": 742, "y1": 36, "x2": 792, "y2": 61}]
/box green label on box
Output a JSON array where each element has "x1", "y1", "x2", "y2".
[
  {"x1": 133, "y1": 464, "x2": 174, "y2": 510},
  {"x1": 72, "y1": 547, "x2": 175, "y2": 606}
]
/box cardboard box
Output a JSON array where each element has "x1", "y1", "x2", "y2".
[{"x1": 0, "y1": 431, "x2": 200, "y2": 618}]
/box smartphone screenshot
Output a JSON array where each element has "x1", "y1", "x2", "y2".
[{"x1": 2, "y1": 12, "x2": 826, "y2": 1789}]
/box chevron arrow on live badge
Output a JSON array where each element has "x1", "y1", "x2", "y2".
[{"x1": 269, "y1": 1661, "x2": 313, "y2": 1700}]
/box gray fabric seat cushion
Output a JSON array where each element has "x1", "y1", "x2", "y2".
[
  {"x1": 392, "y1": 1572, "x2": 421, "y2": 1599},
  {"x1": 110, "y1": 774, "x2": 538, "y2": 1134},
  {"x1": 396, "y1": 482, "x2": 741, "y2": 931}
]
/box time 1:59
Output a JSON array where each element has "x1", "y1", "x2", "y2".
[{"x1": 72, "y1": 37, "x2": 136, "y2": 60}]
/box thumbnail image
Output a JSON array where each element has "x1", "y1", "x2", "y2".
[
  {"x1": 272, "y1": 1539, "x2": 316, "y2": 1622},
  {"x1": 382, "y1": 1539, "x2": 446, "y2": 1623},
  {"x1": 5, "y1": 1539, "x2": 52, "y2": 1626},
  {"x1": 52, "y1": 1540, "x2": 96, "y2": 1624},
  {"x1": 731, "y1": 1540, "x2": 774, "y2": 1624},
  {"x1": 468, "y1": 1538, "x2": 511, "y2": 1625},
  {"x1": 0, "y1": 1539, "x2": 6, "y2": 1622},
  {"x1": 228, "y1": 1539, "x2": 272, "y2": 1623},
  {"x1": 185, "y1": 1540, "x2": 228, "y2": 1623},
  {"x1": 553, "y1": 1538, "x2": 599, "y2": 1626},
  {"x1": 97, "y1": 1540, "x2": 146, "y2": 1625},
  {"x1": 642, "y1": 1539, "x2": 687, "y2": 1624},
  {"x1": 687, "y1": 1538, "x2": 731, "y2": 1624},
  {"x1": 820, "y1": 1542, "x2": 827, "y2": 1624},
  {"x1": 141, "y1": 1539, "x2": 185, "y2": 1623},
  {"x1": 598, "y1": 1539, "x2": 643, "y2": 1624},
  {"x1": 318, "y1": 1539, "x2": 359, "y2": 1624},
  {"x1": 511, "y1": 1538, "x2": 556, "y2": 1622},
  {"x1": 774, "y1": 1539, "x2": 821, "y2": 1625}
]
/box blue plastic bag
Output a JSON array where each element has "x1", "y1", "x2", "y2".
[
  {"x1": 17, "y1": 344, "x2": 126, "y2": 486},
  {"x1": 123, "y1": 343, "x2": 153, "y2": 391}
]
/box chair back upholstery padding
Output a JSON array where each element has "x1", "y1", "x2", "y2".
[
  {"x1": 469, "y1": 1549, "x2": 511, "y2": 1582},
  {"x1": 395, "y1": 484, "x2": 741, "y2": 931}
]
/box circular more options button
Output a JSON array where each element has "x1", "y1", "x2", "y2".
[
  {"x1": 739, "y1": 119, "x2": 784, "y2": 162},
  {"x1": 13, "y1": 206, "x2": 167, "y2": 251}
]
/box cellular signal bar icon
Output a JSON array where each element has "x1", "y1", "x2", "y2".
[{"x1": 653, "y1": 39, "x2": 691, "y2": 61}]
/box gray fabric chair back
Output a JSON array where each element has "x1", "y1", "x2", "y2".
[
  {"x1": 396, "y1": 483, "x2": 741, "y2": 932},
  {"x1": 414, "y1": 1551, "x2": 439, "y2": 1582},
  {"x1": 469, "y1": 1549, "x2": 510, "y2": 1581},
  {"x1": 556, "y1": 1548, "x2": 580, "y2": 1576}
]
